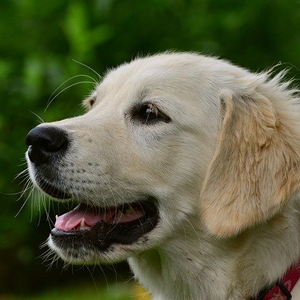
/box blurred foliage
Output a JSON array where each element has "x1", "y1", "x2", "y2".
[
  {"x1": 4, "y1": 283, "x2": 150, "y2": 300},
  {"x1": 0, "y1": 0, "x2": 300, "y2": 297}
]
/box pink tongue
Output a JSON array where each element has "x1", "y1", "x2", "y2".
[{"x1": 54, "y1": 204, "x2": 145, "y2": 231}]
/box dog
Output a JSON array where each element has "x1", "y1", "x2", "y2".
[{"x1": 26, "y1": 53, "x2": 300, "y2": 299}]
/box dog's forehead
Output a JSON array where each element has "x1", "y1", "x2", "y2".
[
  {"x1": 96, "y1": 54, "x2": 210, "y2": 101},
  {"x1": 86, "y1": 54, "x2": 226, "y2": 128}
]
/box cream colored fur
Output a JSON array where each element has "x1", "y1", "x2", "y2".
[{"x1": 27, "y1": 53, "x2": 300, "y2": 299}]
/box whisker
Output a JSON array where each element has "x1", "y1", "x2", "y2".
[
  {"x1": 45, "y1": 80, "x2": 96, "y2": 112},
  {"x1": 17, "y1": 161, "x2": 28, "y2": 167},
  {"x1": 13, "y1": 168, "x2": 29, "y2": 181},
  {"x1": 85, "y1": 265, "x2": 100, "y2": 296},
  {"x1": 16, "y1": 176, "x2": 31, "y2": 187},
  {"x1": 48, "y1": 74, "x2": 97, "y2": 104},
  {"x1": 14, "y1": 176, "x2": 33, "y2": 202},
  {"x1": 15, "y1": 185, "x2": 35, "y2": 218},
  {"x1": 39, "y1": 240, "x2": 60, "y2": 271},
  {"x1": 72, "y1": 59, "x2": 101, "y2": 79},
  {"x1": 29, "y1": 110, "x2": 45, "y2": 124},
  {"x1": 97, "y1": 264, "x2": 110, "y2": 291},
  {"x1": 185, "y1": 218, "x2": 202, "y2": 244},
  {"x1": 41, "y1": 197, "x2": 55, "y2": 229}
]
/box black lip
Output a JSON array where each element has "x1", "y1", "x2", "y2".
[
  {"x1": 36, "y1": 176, "x2": 72, "y2": 199},
  {"x1": 51, "y1": 200, "x2": 159, "y2": 251}
]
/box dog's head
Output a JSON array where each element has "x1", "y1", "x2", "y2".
[{"x1": 25, "y1": 53, "x2": 300, "y2": 264}]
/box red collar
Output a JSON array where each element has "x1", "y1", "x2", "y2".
[{"x1": 257, "y1": 261, "x2": 300, "y2": 300}]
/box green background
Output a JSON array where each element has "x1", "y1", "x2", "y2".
[{"x1": 1, "y1": 0, "x2": 300, "y2": 298}]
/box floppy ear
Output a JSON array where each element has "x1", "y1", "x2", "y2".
[{"x1": 200, "y1": 89, "x2": 300, "y2": 237}]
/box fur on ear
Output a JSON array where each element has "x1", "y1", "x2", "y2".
[{"x1": 200, "y1": 88, "x2": 300, "y2": 237}]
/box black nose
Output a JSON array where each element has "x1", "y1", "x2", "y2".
[{"x1": 26, "y1": 126, "x2": 69, "y2": 165}]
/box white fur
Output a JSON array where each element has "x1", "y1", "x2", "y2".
[{"x1": 27, "y1": 53, "x2": 300, "y2": 299}]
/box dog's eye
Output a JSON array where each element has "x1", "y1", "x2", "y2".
[
  {"x1": 131, "y1": 103, "x2": 171, "y2": 125},
  {"x1": 89, "y1": 98, "x2": 95, "y2": 106},
  {"x1": 88, "y1": 96, "x2": 97, "y2": 108},
  {"x1": 83, "y1": 95, "x2": 97, "y2": 110}
]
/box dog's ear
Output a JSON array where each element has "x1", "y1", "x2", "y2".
[{"x1": 200, "y1": 89, "x2": 300, "y2": 237}]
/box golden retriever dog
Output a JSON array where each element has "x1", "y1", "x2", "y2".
[{"x1": 25, "y1": 53, "x2": 300, "y2": 299}]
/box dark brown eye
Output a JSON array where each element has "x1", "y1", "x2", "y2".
[
  {"x1": 89, "y1": 98, "x2": 95, "y2": 106},
  {"x1": 131, "y1": 103, "x2": 171, "y2": 125},
  {"x1": 83, "y1": 95, "x2": 97, "y2": 110}
]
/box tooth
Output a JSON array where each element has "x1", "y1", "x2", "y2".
[{"x1": 80, "y1": 218, "x2": 86, "y2": 228}]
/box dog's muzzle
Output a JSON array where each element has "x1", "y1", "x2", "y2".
[{"x1": 25, "y1": 125, "x2": 160, "y2": 256}]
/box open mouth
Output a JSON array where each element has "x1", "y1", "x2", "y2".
[{"x1": 51, "y1": 199, "x2": 159, "y2": 251}]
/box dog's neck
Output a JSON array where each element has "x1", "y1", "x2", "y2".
[{"x1": 128, "y1": 201, "x2": 300, "y2": 300}]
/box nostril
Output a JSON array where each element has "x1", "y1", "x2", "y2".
[{"x1": 26, "y1": 126, "x2": 69, "y2": 165}]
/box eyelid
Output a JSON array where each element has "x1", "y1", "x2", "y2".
[
  {"x1": 141, "y1": 100, "x2": 169, "y2": 117},
  {"x1": 130, "y1": 101, "x2": 171, "y2": 124}
]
